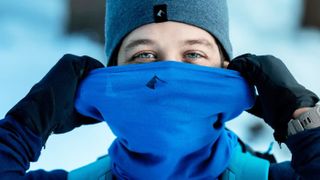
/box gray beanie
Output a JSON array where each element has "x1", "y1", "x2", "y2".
[{"x1": 105, "y1": 0, "x2": 232, "y2": 66}]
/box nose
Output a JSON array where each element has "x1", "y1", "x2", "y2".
[
  {"x1": 160, "y1": 51, "x2": 183, "y2": 63},
  {"x1": 165, "y1": 59, "x2": 183, "y2": 63}
]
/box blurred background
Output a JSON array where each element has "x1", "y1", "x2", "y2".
[{"x1": 0, "y1": 0, "x2": 319, "y2": 171}]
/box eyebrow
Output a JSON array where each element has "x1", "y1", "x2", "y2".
[
  {"x1": 182, "y1": 39, "x2": 215, "y2": 49},
  {"x1": 124, "y1": 38, "x2": 215, "y2": 53},
  {"x1": 124, "y1": 39, "x2": 156, "y2": 53}
]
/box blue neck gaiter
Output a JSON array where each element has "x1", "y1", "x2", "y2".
[{"x1": 75, "y1": 61, "x2": 255, "y2": 179}]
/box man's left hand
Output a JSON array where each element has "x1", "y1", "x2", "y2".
[{"x1": 227, "y1": 54, "x2": 319, "y2": 142}]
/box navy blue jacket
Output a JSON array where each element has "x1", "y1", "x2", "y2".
[{"x1": 0, "y1": 116, "x2": 319, "y2": 179}]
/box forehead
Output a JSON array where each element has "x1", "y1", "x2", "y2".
[{"x1": 121, "y1": 21, "x2": 217, "y2": 44}]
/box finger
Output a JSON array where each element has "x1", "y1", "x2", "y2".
[
  {"x1": 227, "y1": 54, "x2": 260, "y2": 85},
  {"x1": 82, "y1": 55, "x2": 105, "y2": 72},
  {"x1": 77, "y1": 112, "x2": 102, "y2": 125},
  {"x1": 79, "y1": 56, "x2": 105, "y2": 78}
]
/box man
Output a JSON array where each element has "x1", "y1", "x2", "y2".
[{"x1": 0, "y1": 0, "x2": 319, "y2": 179}]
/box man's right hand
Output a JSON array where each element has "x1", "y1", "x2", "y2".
[{"x1": 6, "y1": 54, "x2": 104, "y2": 145}]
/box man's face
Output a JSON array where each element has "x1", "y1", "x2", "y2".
[{"x1": 117, "y1": 21, "x2": 225, "y2": 68}]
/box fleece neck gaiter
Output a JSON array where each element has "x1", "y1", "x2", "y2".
[{"x1": 75, "y1": 61, "x2": 255, "y2": 179}]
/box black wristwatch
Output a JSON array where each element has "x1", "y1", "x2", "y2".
[{"x1": 288, "y1": 105, "x2": 320, "y2": 136}]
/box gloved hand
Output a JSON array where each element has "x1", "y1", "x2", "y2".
[
  {"x1": 6, "y1": 54, "x2": 104, "y2": 145},
  {"x1": 228, "y1": 54, "x2": 319, "y2": 142}
]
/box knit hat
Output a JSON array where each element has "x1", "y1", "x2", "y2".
[{"x1": 105, "y1": 0, "x2": 232, "y2": 66}]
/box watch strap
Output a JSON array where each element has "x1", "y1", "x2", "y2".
[{"x1": 288, "y1": 105, "x2": 320, "y2": 136}]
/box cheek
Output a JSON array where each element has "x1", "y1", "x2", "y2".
[{"x1": 206, "y1": 51, "x2": 222, "y2": 67}]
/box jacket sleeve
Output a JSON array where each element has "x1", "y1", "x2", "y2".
[
  {"x1": 269, "y1": 127, "x2": 320, "y2": 179},
  {"x1": 0, "y1": 116, "x2": 67, "y2": 180}
]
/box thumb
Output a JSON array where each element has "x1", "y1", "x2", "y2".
[
  {"x1": 228, "y1": 54, "x2": 263, "y2": 118},
  {"x1": 79, "y1": 56, "x2": 105, "y2": 78},
  {"x1": 77, "y1": 112, "x2": 102, "y2": 125}
]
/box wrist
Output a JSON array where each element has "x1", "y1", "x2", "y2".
[{"x1": 293, "y1": 107, "x2": 312, "y2": 119}]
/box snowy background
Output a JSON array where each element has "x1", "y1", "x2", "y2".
[{"x1": 0, "y1": 0, "x2": 319, "y2": 171}]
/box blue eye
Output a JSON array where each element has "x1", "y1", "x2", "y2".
[
  {"x1": 130, "y1": 52, "x2": 157, "y2": 63},
  {"x1": 135, "y1": 53, "x2": 156, "y2": 59},
  {"x1": 184, "y1": 52, "x2": 204, "y2": 60}
]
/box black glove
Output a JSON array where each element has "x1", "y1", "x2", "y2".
[
  {"x1": 228, "y1": 54, "x2": 319, "y2": 142},
  {"x1": 6, "y1": 54, "x2": 104, "y2": 145}
]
